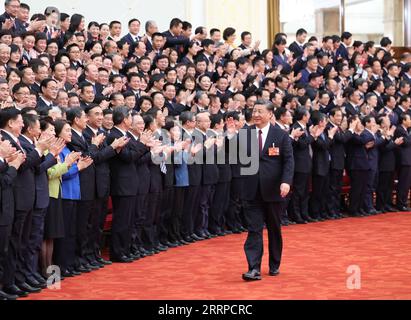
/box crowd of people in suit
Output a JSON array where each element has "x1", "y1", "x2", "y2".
[{"x1": 1, "y1": 0, "x2": 411, "y2": 298}]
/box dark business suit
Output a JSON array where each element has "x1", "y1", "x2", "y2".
[
  {"x1": 22, "y1": 137, "x2": 57, "y2": 283},
  {"x1": 241, "y1": 125, "x2": 294, "y2": 272},
  {"x1": 344, "y1": 102, "x2": 361, "y2": 117},
  {"x1": 376, "y1": 134, "x2": 398, "y2": 211},
  {"x1": 36, "y1": 97, "x2": 53, "y2": 115},
  {"x1": 83, "y1": 127, "x2": 117, "y2": 263},
  {"x1": 121, "y1": 33, "x2": 140, "y2": 45},
  {"x1": 67, "y1": 130, "x2": 99, "y2": 267},
  {"x1": 0, "y1": 161, "x2": 18, "y2": 288},
  {"x1": 106, "y1": 127, "x2": 146, "y2": 259},
  {"x1": 326, "y1": 123, "x2": 349, "y2": 216},
  {"x1": 310, "y1": 132, "x2": 331, "y2": 219},
  {"x1": 1, "y1": 131, "x2": 41, "y2": 287},
  {"x1": 347, "y1": 130, "x2": 373, "y2": 215},
  {"x1": 289, "y1": 41, "x2": 304, "y2": 59},
  {"x1": 394, "y1": 125, "x2": 411, "y2": 209},
  {"x1": 336, "y1": 44, "x2": 349, "y2": 62},
  {"x1": 289, "y1": 123, "x2": 313, "y2": 222}
]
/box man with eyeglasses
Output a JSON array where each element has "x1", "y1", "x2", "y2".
[{"x1": 37, "y1": 78, "x2": 58, "y2": 114}]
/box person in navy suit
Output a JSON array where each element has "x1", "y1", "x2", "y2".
[
  {"x1": 240, "y1": 100, "x2": 294, "y2": 281},
  {"x1": 288, "y1": 28, "x2": 307, "y2": 59},
  {"x1": 336, "y1": 32, "x2": 352, "y2": 62},
  {"x1": 0, "y1": 139, "x2": 25, "y2": 300},
  {"x1": 121, "y1": 18, "x2": 141, "y2": 45},
  {"x1": 0, "y1": 108, "x2": 51, "y2": 297}
]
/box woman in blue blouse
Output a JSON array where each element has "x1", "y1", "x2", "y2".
[{"x1": 52, "y1": 120, "x2": 93, "y2": 277}]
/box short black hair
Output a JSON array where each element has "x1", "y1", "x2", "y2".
[
  {"x1": 0, "y1": 107, "x2": 21, "y2": 129},
  {"x1": 22, "y1": 113, "x2": 39, "y2": 135},
  {"x1": 128, "y1": 18, "x2": 141, "y2": 27},
  {"x1": 341, "y1": 32, "x2": 353, "y2": 41},
  {"x1": 112, "y1": 106, "x2": 131, "y2": 126},
  {"x1": 223, "y1": 27, "x2": 236, "y2": 41},
  {"x1": 66, "y1": 107, "x2": 84, "y2": 125},
  {"x1": 296, "y1": 28, "x2": 307, "y2": 37},
  {"x1": 169, "y1": 18, "x2": 183, "y2": 30}
]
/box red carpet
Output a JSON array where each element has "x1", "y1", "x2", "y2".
[{"x1": 25, "y1": 213, "x2": 411, "y2": 300}]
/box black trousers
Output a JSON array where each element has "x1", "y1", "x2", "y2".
[
  {"x1": 327, "y1": 169, "x2": 344, "y2": 215},
  {"x1": 92, "y1": 196, "x2": 109, "y2": 259},
  {"x1": 0, "y1": 224, "x2": 12, "y2": 286},
  {"x1": 54, "y1": 200, "x2": 76, "y2": 272},
  {"x1": 75, "y1": 200, "x2": 94, "y2": 267},
  {"x1": 195, "y1": 184, "x2": 215, "y2": 235},
  {"x1": 226, "y1": 178, "x2": 243, "y2": 231},
  {"x1": 159, "y1": 187, "x2": 174, "y2": 244},
  {"x1": 396, "y1": 166, "x2": 411, "y2": 208},
  {"x1": 170, "y1": 187, "x2": 186, "y2": 242},
  {"x1": 290, "y1": 172, "x2": 310, "y2": 221},
  {"x1": 376, "y1": 171, "x2": 395, "y2": 210},
  {"x1": 2, "y1": 208, "x2": 32, "y2": 286},
  {"x1": 110, "y1": 196, "x2": 134, "y2": 259},
  {"x1": 142, "y1": 192, "x2": 161, "y2": 250},
  {"x1": 363, "y1": 169, "x2": 378, "y2": 212},
  {"x1": 349, "y1": 170, "x2": 369, "y2": 214},
  {"x1": 182, "y1": 185, "x2": 200, "y2": 238},
  {"x1": 243, "y1": 195, "x2": 284, "y2": 272},
  {"x1": 131, "y1": 193, "x2": 147, "y2": 252},
  {"x1": 310, "y1": 174, "x2": 329, "y2": 219},
  {"x1": 23, "y1": 208, "x2": 47, "y2": 279},
  {"x1": 209, "y1": 182, "x2": 230, "y2": 234}
]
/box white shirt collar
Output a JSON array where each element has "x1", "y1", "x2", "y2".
[
  {"x1": 72, "y1": 128, "x2": 83, "y2": 138},
  {"x1": 87, "y1": 125, "x2": 99, "y2": 136},
  {"x1": 128, "y1": 131, "x2": 138, "y2": 140},
  {"x1": 2, "y1": 129, "x2": 19, "y2": 143},
  {"x1": 21, "y1": 134, "x2": 33, "y2": 145}
]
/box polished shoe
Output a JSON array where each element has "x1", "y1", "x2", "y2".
[
  {"x1": 75, "y1": 265, "x2": 92, "y2": 273},
  {"x1": 224, "y1": 230, "x2": 233, "y2": 235},
  {"x1": 183, "y1": 236, "x2": 195, "y2": 243},
  {"x1": 242, "y1": 270, "x2": 262, "y2": 281},
  {"x1": 191, "y1": 234, "x2": 205, "y2": 241},
  {"x1": 0, "y1": 290, "x2": 18, "y2": 300},
  {"x1": 17, "y1": 282, "x2": 41, "y2": 294},
  {"x1": 179, "y1": 239, "x2": 190, "y2": 245},
  {"x1": 128, "y1": 253, "x2": 141, "y2": 260},
  {"x1": 33, "y1": 273, "x2": 47, "y2": 284},
  {"x1": 26, "y1": 277, "x2": 47, "y2": 289},
  {"x1": 156, "y1": 244, "x2": 168, "y2": 252},
  {"x1": 111, "y1": 256, "x2": 133, "y2": 263},
  {"x1": 89, "y1": 260, "x2": 104, "y2": 268},
  {"x1": 61, "y1": 270, "x2": 75, "y2": 278},
  {"x1": 217, "y1": 231, "x2": 227, "y2": 236},
  {"x1": 296, "y1": 220, "x2": 308, "y2": 224},
  {"x1": 308, "y1": 218, "x2": 319, "y2": 223},
  {"x1": 288, "y1": 221, "x2": 297, "y2": 225},
  {"x1": 164, "y1": 241, "x2": 178, "y2": 248},
  {"x1": 269, "y1": 269, "x2": 280, "y2": 277},
  {"x1": 96, "y1": 257, "x2": 112, "y2": 265},
  {"x1": 208, "y1": 233, "x2": 218, "y2": 238},
  {"x1": 397, "y1": 206, "x2": 411, "y2": 212},
  {"x1": 3, "y1": 285, "x2": 29, "y2": 298},
  {"x1": 139, "y1": 247, "x2": 152, "y2": 255},
  {"x1": 84, "y1": 263, "x2": 100, "y2": 271},
  {"x1": 239, "y1": 226, "x2": 248, "y2": 232},
  {"x1": 68, "y1": 269, "x2": 81, "y2": 276},
  {"x1": 384, "y1": 205, "x2": 397, "y2": 212}
]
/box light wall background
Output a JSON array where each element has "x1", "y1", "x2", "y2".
[{"x1": 27, "y1": 0, "x2": 269, "y2": 49}]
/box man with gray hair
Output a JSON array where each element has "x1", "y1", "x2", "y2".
[{"x1": 144, "y1": 20, "x2": 158, "y2": 52}]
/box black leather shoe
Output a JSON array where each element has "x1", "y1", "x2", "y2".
[
  {"x1": 239, "y1": 226, "x2": 248, "y2": 232},
  {"x1": 97, "y1": 257, "x2": 112, "y2": 265},
  {"x1": 269, "y1": 269, "x2": 280, "y2": 277},
  {"x1": 3, "y1": 285, "x2": 29, "y2": 298},
  {"x1": 61, "y1": 270, "x2": 75, "y2": 278},
  {"x1": 397, "y1": 206, "x2": 411, "y2": 212},
  {"x1": 127, "y1": 253, "x2": 140, "y2": 261},
  {"x1": 112, "y1": 256, "x2": 133, "y2": 263},
  {"x1": 242, "y1": 270, "x2": 262, "y2": 281},
  {"x1": 384, "y1": 205, "x2": 397, "y2": 212},
  {"x1": 68, "y1": 269, "x2": 81, "y2": 276},
  {"x1": 288, "y1": 221, "x2": 297, "y2": 225},
  {"x1": 184, "y1": 236, "x2": 195, "y2": 243},
  {"x1": 164, "y1": 241, "x2": 178, "y2": 248},
  {"x1": 140, "y1": 248, "x2": 154, "y2": 255},
  {"x1": 89, "y1": 260, "x2": 104, "y2": 268},
  {"x1": 17, "y1": 282, "x2": 41, "y2": 294},
  {"x1": 307, "y1": 218, "x2": 319, "y2": 223},
  {"x1": 155, "y1": 244, "x2": 168, "y2": 252},
  {"x1": 296, "y1": 220, "x2": 308, "y2": 224},
  {"x1": 26, "y1": 277, "x2": 47, "y2": 289},
  {"x1": 191, "y1": 234, "x2": 205, "y2": 241},
  {"x1": 0, "y1": 290, "x2": 18, "y2": 300},
  {"x1": 33, "y1": 273, "x2": 47, "y2": 284},
  {"x1": 75, "y1": 265, "x2": 92, "y2": 273},
  {"x1": 179, "y1": 239, "x2": 190, "y2": 245},
  {"x1": 83, "y1": 263, "x2": 99, "y2": 271},
  {"x1": 224, "y1": 230, "x2": 233, "y2": 235}
]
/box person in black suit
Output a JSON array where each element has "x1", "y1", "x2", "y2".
[
  {"x1": 0, "y1": 0, "x2": 27, "y2": 34},
  {"x1": 394, "y1": 114, "x2": 411, "y2": 211},
  {"x1": 346, "y1": 117, "x2": 374, "y2": 217},
  {"x1": 37, "y1": 79, "x2": 59, "y2": 115},
  {"x1": 310, "y1": 111, "x2": 334, "y2": 221},
  {"x1": 162, "y1": 18, "x2": 189, "y2": 54},
  {"x1": 193, "y1": 112, "x2": 219, "y2": 239},
  {"x1": 83, "y1": 104, "x2": 128, "y2": 267},
  {"x1": 240, "y1": 100, "x2": 294, "y2": 281},
  {"x1": 344, "y1": 87, "x2": 362, "y2": 117},
  {"x1": 0, "y1": 139, "x2": 25, "y2": 300},
  {"x1": 376, "y1": 115, "x2": 403, "y2": 212},
  {"x1": 335, "y1": 32, "x2": 352, "y2": 62},
  {"x1": 289, "y1": 107, "x2": 316, "y2": 224},
  {"x1": 20, "y1": 115, "x2": 64, "y2": 290},
  {"x1": 84, "y1": 64, "x2": 105, "y2": 99},
  {"x1": 326, "y1": 109, "x2": 349, "y2": 218},
  {"x1": 121, "y1": 18, "x2": 141, "y2": 45},
  {"x1": 288, "y1": 28, "x2": 307, "y2": 59},
  {"x1": 107, "y1": 107, "x2": 146, "y2": 262},
  {"x1": 0, "y1": 108, "x2": 52, "y2": 297}
]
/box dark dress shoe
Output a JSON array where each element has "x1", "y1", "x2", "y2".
[
  {"x1": 127, "y1": 253, "x2": 140, "y2": 261},
  {"x1": 232, "y1": 229, "x2": 242, "y2": 233},
  {"x1": 156, "y1": 244, "x2": 168, "y2": 251},
  {"x1": 183, "y1": 236, "x2": 195, "y2": 243},
  {"x1": 26, "y1": 277, "x2": 47, "y2": 289},
  {"x1": 89, "y1": 260, "x2": 104, "y2": 268},
  {"x1": 179, "y1": 239, "x2": 190, "y2": 245},
  {"x1": 397, "y1": 206, "x2": 411, "y2": 212},
  {"x1": 83, "y1": 263, "x2": 99, "y2": 271},
  {"x1": 242, "y1": 270, "x2": 262, "y2": 281},
  {"x1": 3, "y1": 285, "x2": 29, "y2": 298},
  {"x1": 269, "y1": 269, "x2": 280, "y2": 276},
  {"x1": 61, "y1": 270, "x2": 75, "y2": 278},
  {"x1": 97, "y1": 257, "x2": 112, "y2": 265},
  {"x1": 164, "y1": 241, "x2": 178, "y2": 248},
  {"x1": 288, "y1": 221, "x2": 297, "y2": 225},
  {"x1": 384, "y1": 205, "x2": 397, "y2": 212},
  {"x1": 224, "y1": 230, "x2": 233, "y2": 235},
  {"x1": 33, "y1": 273, "x2": 47, "y2": 284},
  {"x1": 112, "y1": 256, "x2": 133, "y2": 263},
  {"x1": 307, "y1": 218, "x2": 318, "y2": 223},
  {"x1": 68, "y1": 269, "x2": 81, "y2": 276},
  {"x1": 75, "y1": 265, "x2": 92, "y2": 273},
  {"x1": 296, "y1": 220, "x2": 308, "y2": 224},
  {"x1": 17, "y1": 282, "x2": 42, "y2": 294},
  {"x1": 191, "y1": 234, "x2": 205, "y2": 241},
  {"x1": 0, "y1": 290, "x2": 18, "y2": 300}
]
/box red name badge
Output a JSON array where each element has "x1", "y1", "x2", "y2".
[{"x1": 268, "y1": 144, "x2": 280, "y2": 157}]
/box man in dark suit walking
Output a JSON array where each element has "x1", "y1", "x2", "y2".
[{"x1": 240, "y1": 100, "x2": 294, "y2": 281}]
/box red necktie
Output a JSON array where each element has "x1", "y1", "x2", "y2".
[{"x1": 258, "y1": 130, "x2": 263, "y2": 154}]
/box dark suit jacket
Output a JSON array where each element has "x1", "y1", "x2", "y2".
[
  {"x1": 0, "y1": 161, "x2": 17, "y2": 226},
  {"x1": 289, "y1": 41, "x2": 304, "y2": 59},
  {"x1": 19, "y1": 137, "x2": 58, "y2": 210},
  {"x1": 83, "y1": 127, "x2": 117, "y2": 199},
  {"x1": 291, "y1": 122, "x2": 314, "y2": 174},
  {"x1": 162, "y1": 30, "x2": 189, "y2": 52},
  {"x1": 36, "y1": 97, "x2": 53, "y2": 115},
  {"x1": 312, "y1": 133, "x2": 331, "y2": 176},
  {"x1": 241, "y1": 125, "x2": 294, "y2": 203},
  {"x1": 121, "y1": 33, "x2": 140, "y2": 45},
  {"x1": 378, "y1": 134, "x2": 398, "y2": 172},
  {"x1": 344, "y1": 102, "x2": 360, "y2": 117},
  {"x1": 0, "y1": 12, "x2": 27, "y2": 34},
  {"x1": 346, "y1": 131, "x2": 374, "y2": 171},
  {"x1": 193, "y1": 129, "x2": 219, "y2": 186},
  {"x1": 1, "y1": 131, "x2": 42, "y2": 212},
  {"x1": 106, "y1": 127, "x2": 145, "y2": 197},
  {"x1": 326, "y1": 123, "x2": 349, "y2": 171},
  {"x1": 182, "y1": 128, "x2": 202, "y2": 186},
  {"x1": 127, "y1": 132, "x2": 151, "y2": 195},
  {"x1": 336, "y1": 44, "x2": 349, "y2": 61},
  {"x1": 394, "y1": 125, "x2": 411, "y2": 167},
  {"x1": 67, "y1": 129, "x2": 98, "y2": 201}
]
